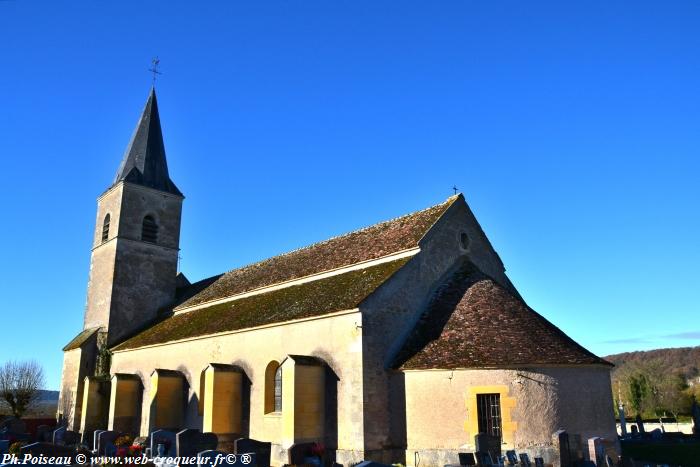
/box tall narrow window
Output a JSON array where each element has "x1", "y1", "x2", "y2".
[
  {"x1": 264, "y1": 361, "x2": 281, "y2": 414},
  {"x1": 476, "y1": 393, "x2": 502, "y2": 439},
  {"x1": 101, "y1": 214, "x2": 111, "y2": 243},
  {"x1": 141, "y1": 215, "x2": 158, "y2": 243},
  {"x1": 274, "y1": 365, "x2": 283, "y2": 412}
]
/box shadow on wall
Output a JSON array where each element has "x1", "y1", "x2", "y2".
[{"x1": 324, "y1": 364, "x2": 339, "y2": 459}]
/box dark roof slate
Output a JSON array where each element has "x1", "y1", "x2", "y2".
[
  {"x1": 396, "y1": 260, "x2": 611, "y2": 370},
  {"x1": 114, "y1": 88, "x2": 181, "y2": 196},
  {"x1": 175, "y1": 196, "x2": 457, "y2": 310},
  {"x1": 113, "y1": 256, "x2": 411, "y2": 351},
  {"x1": 63, "y1": 327, "x2": 100, "y2": 351}
]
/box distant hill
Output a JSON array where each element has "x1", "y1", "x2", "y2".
[
  {"x1": 0, "y1": 389, "x2": 59, "y2": 418},
  {"x1": 605, "y1": 346, "x2": 700, "y2": 417},
  {"x1": 35, "y1": 390, "x2": 59, "y2": 402},
  {"x1": 605, "y1": 346, "x2": 700, "y2": 379}
]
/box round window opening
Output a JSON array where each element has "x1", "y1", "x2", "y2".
[{"x1": 460, "y1": 232, "x2": 470, "y2": 250}]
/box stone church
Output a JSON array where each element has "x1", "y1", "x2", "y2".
[{"x1": 59, "y1": 88, "x2": 616, "y2": 466}]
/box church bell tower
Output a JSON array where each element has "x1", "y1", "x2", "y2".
[
  {"x1": 58, "y1": 87, "x2": 184, "y2": 430},
  {"x1": 84, "y1": 87, "x2": 184, "y2": 346}
]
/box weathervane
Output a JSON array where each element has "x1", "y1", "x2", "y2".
[{"x1": 148, "y1": 57, "x2": 162, "y2": 85}]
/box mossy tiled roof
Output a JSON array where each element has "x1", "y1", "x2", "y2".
[
  {"x1": 113, "y1": 256, "x2": 411, "y2": 351},
  {"x1": 396, "y1": 260, "x2": 611, "y2": 370},
  {"x1": 63, "y1": 327, "x2": 100, "y2": 351},
  {"x1": 174, "y1": 196, "x2": 457, "y2": 310}
]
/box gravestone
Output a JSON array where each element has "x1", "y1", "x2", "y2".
[
  {"x1": 19, "y1": 442, "x2": 75, "y2": 459},
  {"x1": 176, "y1": 429, "x2": 202, "y2": 458},
  {"x1": 52, "y1": 426, "x2": 67, "y2": 445},
  {"x1": 570, "y1": 434, "x2": 583, "y2": 461},
  {"x1": 518, "y1": 453, "x2": 531, "y2": 467},
  {"x1": 93, "y1": 430, "x2": 105, "y2": 451},
  {"x1": 635, "y1": 414, "x2": 645, "y2": 434},
  {"x1": 287, "y1": 442, "x2": 315, "y2": 465},
  {"x1": 618, "y1": 403, "x2": 627, "y2": 437},
  {"x1": 200, "y1": 433, "x2": 219, "y2": 452},
  {"x1": 475, "y1": 451, "x2": 493, "y2": 466},
  {"x1": 553, "y1": 430, "x2": 571, "y2": 467},
  {"x1": 505, "y1": 450, "x2": 518, "y2": 465},
  {"x1": 197, "y1": 449, "x2": 237, "y2": 467},
  {"x1": 63, "y1": 430, "x2": 80, "y2": 446},
  {"x1": 97, "y1": 431, "x2": 120, "y2": 456},
  {"x1": 35, "y1": 425, "x2": 52, "y2": 443},
  {"x1": 1, "y1": 418, "x2": 26, "y2": 435},
  {"x1": 587, "y1": 437, "x2": 604, "y2": 467},
  {"x1": 458, "y1": 452, "x2": 476, "y2": 466},
  {"x1": 151, "y1": 429, "x2": 177, "y2": 457},
  {"x1": 0, "y1": 428, "x2": 30, "y2": 443},
  {"x1": 235, "y1": 438, "x2": 271, "y2": 467},
  {"x1": 475, "y1": 433, "x2": 501, "y2": 460}
]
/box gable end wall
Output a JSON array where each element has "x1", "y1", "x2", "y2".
[{"x1": 358, "y1": 197, "x2": 513, "y2": 459}]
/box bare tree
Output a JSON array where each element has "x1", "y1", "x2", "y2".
[
  {"x1": 56, "y1": 390, "x2": 75, "y2": 427},
  {"x1": 0, "y1": 360, "x2": 46, "y2": 418}
]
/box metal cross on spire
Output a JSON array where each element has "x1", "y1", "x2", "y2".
[
  {"x1": 148, "y1": 57, "x2": 162, "y2": 85},
  {"x1": 452, "y1": 185, "x2": 459, "y2": 195}
]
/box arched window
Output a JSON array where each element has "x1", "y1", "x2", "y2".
[
  {"x1": 101, "y1": 214, "x2": 111, "y2": 243},
  {"x1": 264, "y1": 361, "x2": 282, "y2": 414},
  {"x1": 141, "y1": 215, "x2": 158, "y2": 243},
  {"x1": 274, "y1": 365, "x2": 283, "y2": 412}
]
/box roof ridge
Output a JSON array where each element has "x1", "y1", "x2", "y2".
[
  {"x1": 198, "y1": 195, "x2": 458, "y2": 281},
  {"x1": 175, "y1": 194, "x2": 459, "y2": 310},
  {"x1": 174, "y1": 249, "x2": 418, "y2": 313},
  {"x1": 114, "y1": 256, "x2": 412, "y2": 351}
]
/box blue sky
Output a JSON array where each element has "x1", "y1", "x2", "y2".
[{"x1": 0, "y1": 1, "x2": 698, "y2": 390}]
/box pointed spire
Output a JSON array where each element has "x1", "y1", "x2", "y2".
[{"x1": 114, "y1": 88, "x2": 182, "y2": 196}]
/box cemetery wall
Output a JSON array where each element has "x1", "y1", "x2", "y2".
[
  {"x1": 110, "y1": 310, "x2": 364, "y2": 466},
  {"x1": 403, "y1": 366, "x2": 616, "y2": 467},
  {"x1": 359, "y1": 197, "x2": 514, "y2": 461}
]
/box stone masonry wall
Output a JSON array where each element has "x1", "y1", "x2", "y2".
[
  {"x1": 403, "y1": 367, "x2": 616, "y2": 467},
  {"x1": 84, "y1": 181, "x2": 183, "y2": 346},
  {"x1": 110, "y1": 311, "x2": 364, "y2": 466},
  {"x1": 358, "y1": 197, "x2": 514, "y2": 462}
]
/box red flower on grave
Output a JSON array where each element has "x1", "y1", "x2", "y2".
[{"x1": 310, "y1": 442, "x2": 325, "y2": 457}]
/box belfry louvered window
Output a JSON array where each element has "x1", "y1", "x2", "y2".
[
  {"x1": 477, "y1": 393, "x2": 502, "y2": 439},
  {"x1": 101, "y1": 214, "x2": 111, "y2": 243},
  {"x1": 141, "y1": 215, "x2": 158, "y2": 243}
]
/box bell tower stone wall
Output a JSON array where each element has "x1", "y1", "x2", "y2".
[{"x1": 84, "y1": 182, "x2": 183, "y2": 346}]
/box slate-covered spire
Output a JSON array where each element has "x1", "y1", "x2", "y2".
[{"x1": 114, "y1": 87, "x2": 182, "y2": 196}]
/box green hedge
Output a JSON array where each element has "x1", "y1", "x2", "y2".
[{"x1": 621, "y1": 442, "x2": 700, "y2": 465}]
